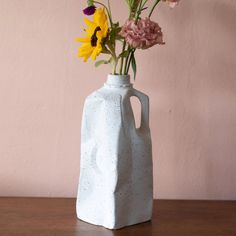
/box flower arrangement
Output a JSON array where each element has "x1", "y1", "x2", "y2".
[{"x1": 76, "y1": 0, "x2": 180, "y2": 78}]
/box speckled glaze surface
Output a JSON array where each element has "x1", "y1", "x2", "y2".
[{"x1": 76, "y1": 74, "x2": 153, "y2": 230}]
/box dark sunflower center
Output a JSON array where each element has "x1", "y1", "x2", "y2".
[{"x1": 91, "y1": 26, "x2": 101, "y2": 47}]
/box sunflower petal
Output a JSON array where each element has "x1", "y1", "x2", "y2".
[
  {"x1": 84, "y1": 18, "x2": 96, "y2": 29},
  {"x1": 83, "y1": 50, "x2": 93, "y2": 62},
  {"x1": 75, "y1": 37, "x2": 90, "y2": 43},
  {"x1": 91, "y1": 44, "x2": 102, "y2": 60},
  {"x1": 93, "y1": 8, "x2": 107, "y2": 26},
  {"x1": 78, "y1": 47, "x2": 93, "y2": 62}
]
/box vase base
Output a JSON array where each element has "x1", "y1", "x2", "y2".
[{"x1": 77, "y1": 215, "x2": 152, "y2": 230}]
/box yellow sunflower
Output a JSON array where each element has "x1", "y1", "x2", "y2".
[{"x1": 76, "y1": 8, "x2": 108, "y2": 62}]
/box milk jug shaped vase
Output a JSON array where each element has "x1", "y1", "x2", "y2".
[{"x1": 76, "y1": 74, "x2": 153, "y2": 229}]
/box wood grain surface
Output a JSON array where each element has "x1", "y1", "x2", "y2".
[{"x1": 0, "y1": 198, "x2": 235, "y2": 236}]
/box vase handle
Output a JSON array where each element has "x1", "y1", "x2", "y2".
[{"x1": 131, "y1": 89, "x2": 150, "y2": 131}]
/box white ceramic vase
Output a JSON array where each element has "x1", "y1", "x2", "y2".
[{"x1": 76, "y1": 74, "x2": 153, "y2": 229}]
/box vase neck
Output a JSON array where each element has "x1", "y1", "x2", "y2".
[{"x1": 105, "y1": 74, "x2": 132, "y2": 88}]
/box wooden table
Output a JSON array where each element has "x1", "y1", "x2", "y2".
[{"x1": 0, "y1": 198, "x2": 235, "y2": 236}]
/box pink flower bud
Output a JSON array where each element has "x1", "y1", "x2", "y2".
[{"x1": 162, "y1": 0, "x2": 180, "y2": 8}]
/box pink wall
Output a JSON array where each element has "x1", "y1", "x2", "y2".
[{"x1": 0, "y1": 0, "x2": 236, "y2": 199}]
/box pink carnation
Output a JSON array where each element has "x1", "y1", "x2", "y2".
[
  {"x1": 162, "y1": 0, "x2": 180, "y2": 8},
  {"x1": 120, "y1": 18, "x2": 164, "y2": 49}
]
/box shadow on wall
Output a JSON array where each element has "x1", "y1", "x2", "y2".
[{"x1": 148, "y1": 0, "x2": 236, "y2": 199}]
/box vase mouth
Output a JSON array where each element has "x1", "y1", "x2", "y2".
[{"x1": 105, "y1": 74, "x2": 132, "y2": 88}]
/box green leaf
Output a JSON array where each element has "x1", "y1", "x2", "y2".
[
  {"x1": 118, "y1": 50, "x2": 129, "y2": 59},
  {"x1": 101, "y1": 46, "x2": 111, "y2": 54},
  {"x1": 113, "y1": 22, "x2": 119, "y2": 28},
  {"x1": 131, "y1": 53, "x2": 137, "y2": 80},
  {"x1": 109, "y1": 26, "x2": 121, "y2": 44},
  {"x1": 95, "y1": 58, "x2": 111, "y2": 67},
  {"x1": 141, "y1": 7, "x2": 148, "y2": 12},
  {"x1": 116, "y1": 35, "x2": 123, "y2": 41}
]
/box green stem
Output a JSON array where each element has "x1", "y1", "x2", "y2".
[
  {"x1": 124, "y1": 48, "x2": 131, "y2": 74},
  {"x1": 148, "y1": 0, "x2": 161, "y2": 18},
  {"x1": 141, "y1": 0, "x2": 148, "y2": 9},
  {"x1": 107, "y1": 0, "x2": 112, "y2": 22},
  {"x1": 134, "y1": 0, "x2": 143, "y2": 23},
  {"x1": 119, "y1": 41, "x2": 126, "y2": 74},
  {"x1": 113, "y1": 64, "x2": 117, "y2": 74},
  {"x1": 113, "y1": 55, "x2": 118, "y2": 74},
  {"x1": 107, "y1": 44, "x2": 117, "y2": 74},
  {"x1": 126, "y1": 49, "x2": 135, "y2": 74}
]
